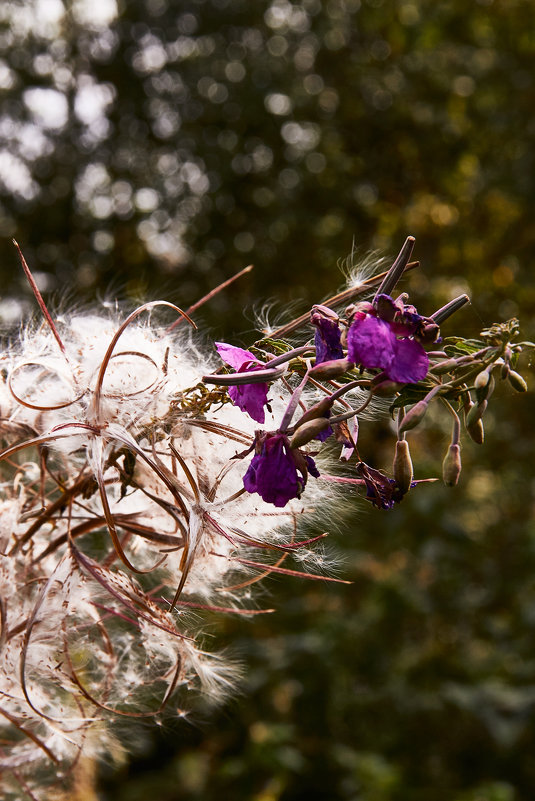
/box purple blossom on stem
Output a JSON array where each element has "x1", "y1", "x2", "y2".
[
  {"x1": 311, "y1": 305, "x2": 344, "y2": 365},
  {"x1": 243, "y1": 432, "x2": 319, "y2": 507},
  {"x1": 347, "y1": 294, "x2": 436, "y2": 384},
  {"x1": 215, "y1": 342, "x2": 269, "y2": 423}
]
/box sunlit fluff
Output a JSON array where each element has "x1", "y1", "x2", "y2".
[{"x1": 0, "y1": 304, "x2": 340, "y2": 799}]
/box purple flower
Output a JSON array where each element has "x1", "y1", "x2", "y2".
[
  {"x1": 243, "y1": 432, "x2": 319, "y2": 507},
  {"x1": 311, "y1": 306, "x2": 344, "y2": 365},
  {"x1": 215, "y1": 342, "x2": 269, "y2": 423},
  {"x1": 347, "y1": 294, "x2": 434, "y2": 384}
]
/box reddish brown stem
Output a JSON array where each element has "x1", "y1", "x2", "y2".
[
  {"x1": 166, "y1": 263, "x2": 254, "y2": 332},
  {"x1": 13, "y1": 240, "x2": 67, "y2": 358}
]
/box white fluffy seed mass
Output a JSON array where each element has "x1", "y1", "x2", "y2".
[{"x1": 0, "y1": 305, "x2": 340, "y2": 798}]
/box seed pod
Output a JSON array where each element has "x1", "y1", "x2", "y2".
[
  {"x1": 465, "y1": 399, "x2": 487, "y2": 428},
  {"x1": 393, "y1": 439, "x2": 413, "y2": 494},
  {"x1": 398, "y1": 400, "x2": 428, "y2": 433},
  {"x1": 289, "y1": 417, "x2": 330, "y2": 448},
  {"x1": 442, "y1": 444, "x2": 461, "y2": 486},
  {"x1": 508, "y1": 370, "x2": 528, "y2": 392},
  {"x1": 309, "y1": 357, "x2": 353, "y2": 379}
]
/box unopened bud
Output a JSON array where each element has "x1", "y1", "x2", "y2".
[
  {"x1": 296, "y1": 396, "x2": 334, "y2": 427},
  {"x1": 309, "y1": 357, "x2": 353, "y2": 379},
  {"x1": 393, "y1": 439, "x2": 413, "y2": 494},
  {"x1": 442, "y1": 444, "x2": 461, "y2": 486},
  {"x1": 475, "y1": 373, "x2": 495, "y2": 402},
  {"x1": 430, "y1": 358, "x2": 458, "y2": 375},
  {"x1": 500, "y1": 362, "x2": 510, "y2": 380},
  {"x1": 418, "y1": 321, "x2": 441, "y2": 345},
  {"x1": 311, "y1": 303, "x2": 338, "y2": 321},
  {"x1": 398, "y1": 400, "x2": 428, "y2": 433},
  {"x1": 466, "y1": 414, "x2": 484, "y2": 444},
  {"x1": 508, "y1": 370, "x2": 527, "y2": 392},
  {"x1": 345, "y1": 301, "x2": 374, "y2": 323},
  {"x1": 474, "y1": 369, "x2": 490, "y2": 389},
  {"x1": 465, "y1": 399, "x2": 487, "y2": 428},
  {"x1": 290, "y1": 417, "x2": 330, "y2": 448},
  {"x1": 371, "y1": 377, "x2": 405, "y2": 396}
]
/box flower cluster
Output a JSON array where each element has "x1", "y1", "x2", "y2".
[{"x1": 0, "y1": 238, "x2": 530, "y2": 798}]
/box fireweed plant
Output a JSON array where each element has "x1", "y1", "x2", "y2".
[{"x1": 0, "y1": 236, "x2": 531, "y2": 799}]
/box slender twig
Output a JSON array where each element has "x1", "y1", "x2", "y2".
[
  {"x1": 270, "y1": 260, "x2": 419, "y2": 338},
  {"x1": 166, "y1": 264, "x2": 254, "y2": 332},
  {"x1": 13, "y1": 240, "x2": 68, "y2": 359}
]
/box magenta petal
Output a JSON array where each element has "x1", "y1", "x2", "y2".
[
  {"x1": 389, "y1": 338, "x2": 429, "y2": 383},
  {"x1": 216, "y1": 342, "x2": 268, "y2": 421},
  {"x1": 243, "y1": 436, "x2": 301, "y2": 507},
  {"x1": 347, "y1": 316, "x2": 396, "y2": 372},
  {"x1": 215, "y1": 342, "x2": 260, "y2": 370},
  {"x1": 312, "y1": 315, "x2": 344, "y2": 364},
  {"x1": 229, "y1": 383, "x2": 267, "y2": 424}
]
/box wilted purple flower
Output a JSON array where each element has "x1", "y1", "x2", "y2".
[
  {"x1": 347, "y1": 294, "x2": 437, "y2": 384},
  {"x1": 311, "y1": 305, "x2": 344, "y2": 365},
  {"x1": 215, "y1": 342, "x2": 269, "y2": 423},
  {"x1": 243, "y1": 431, "x2": 319, "y2": 507},
  {"x1": 355, "y1": 461, "x2": 406, "y2": 509}
]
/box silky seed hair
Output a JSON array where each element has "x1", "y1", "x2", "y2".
[{"x1": 0, "y1": 303, "x2": 342, "y2": 799}]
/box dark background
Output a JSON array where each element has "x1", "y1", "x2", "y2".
[{"x1": 1, "y1": 1, "x2": 534, "y2": 799}]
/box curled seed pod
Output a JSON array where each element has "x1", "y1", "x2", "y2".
[
  {"x1": 508, "y1": 370, "x2": 528, "y2": 392},
  {"x1": 398, "y1": 400, "x2": 428, "y2": 433},
  {"x1": 442, "y1": 444, "x2": 462, "y2": 486},
  {"x1": 465, "y1": 398, "x2": 487, "y2": 428},
  {"x1": 393, "y1": 439, "x2": 413, "y2": 494},
  {"x1": 290, "y1": 417, "x2": 330, "y2": 448}
]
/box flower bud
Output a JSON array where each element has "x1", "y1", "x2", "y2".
[
  {"x1": 465, "y1": 399, "x2": 487, "y2": 428},
  {"x1": 296, "y1": 396, "x2": 334, "y2": 427},
  {"x1": 442, "y1": 444, "x2": 461, "y2": 486},
  {"x1": 474, "y1": 369, "x2": 490, "y2": 389},
  {"x1": 508, "y1": 370, "x2": 527, "y2": 392},
  {"x1": 309, "y1": 357, "x2": 353, "y2": 379},
  {"x1": 430, "y1": 358, "x2": 458, "y2": 375},
  {"x1": 475, "y1": 373, "x2": 495, "y2": 403},
  {"x1": 371, "y1": 377, "x2": 405, "y2": 396},
  {"x1": 345, "y1": 301, "x2": 374, "y2": 323},
  {"x1": 289, "y1": 417, "x2": 330, "y2": 448},
  {"x1": 398, "y1": 400, "x2": 428, "y2": 433},
  {"x1": 418, "y1": 321, "x2": 441, "y2": 344},
  {"x1": 466, "y1": 415, "x2": 484, "y2": 445},
  {"x1": 393, "y1": 439, "x2": 413, "y2": 494}
]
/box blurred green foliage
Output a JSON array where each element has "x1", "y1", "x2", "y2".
[{"x1": 1, "y1": 0, "x2": 535, "y2": 799}]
